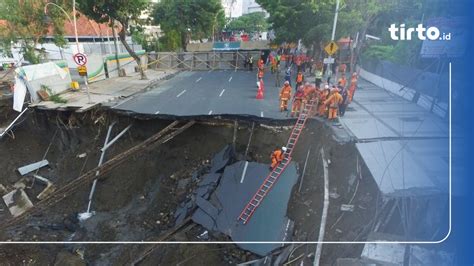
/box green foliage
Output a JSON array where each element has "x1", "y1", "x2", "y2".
[
  {"x1": 226, "y1": 12, "x2": 269, "y2": 33},
  {"x1": 361, "y1": 45, "x2": 396, "y2": 61},
  {"x1": 41, "y1": 85, "x2": 67, "y2": 104},
  {"x1": 153, "y1": 0, "x2": 224, "y2": 51},
  {"x1": 159, "y1": 30, "x2": 181, "y2": 52},
  {"x1": 0, "y1": 0, "x2": 69, "y2": 63},
  {"x1": 78, "y1": 0, "x2": 149, "y2": 78}
]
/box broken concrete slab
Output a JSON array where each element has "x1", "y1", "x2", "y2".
[
  {"x1": 18, "y1": 160, "x2": 49, "y2": 175},
  {"x1": 2, "y1": 189, "x2": 34, "y2": 217},
  {"x1": 210, "y1": 145, "x2": 235, "y2": 173},
  {"x1": 192, "y1": 160, "x2": 298, "y2": 256}
]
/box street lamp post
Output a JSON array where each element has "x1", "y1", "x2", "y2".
[
  {"x1": 44, "y1": 0, "x2": 92, "y2": 103},
  {"x1": 325, "y1": 0, "x2": 340, "y2": 83}
]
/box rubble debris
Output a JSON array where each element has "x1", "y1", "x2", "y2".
[
  {"x1": 2, "y1": 189, "x2": 34, "y2": 217},
  {"x1": 17, "y1": 160, "x2": 49, "y2": 176},
  {"x1": 210, "y1": 145, "x2": 235, "y2": 173},
  {"x1": 0, "y1": 184, "x2": 8, "y2": 195},
  {"x1": 192, "y1": 159, "x2": 299, "y2": 256},
  {"x1": 33, "y1": 175, "x2": 56, "y2": 200}
]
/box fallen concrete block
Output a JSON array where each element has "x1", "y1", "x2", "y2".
[
  {"x1": 18, "y1": 160, "x2": 49, "y2": 176},
  {"x1": 341, "y1": 204, "x2": 354, "y2": 212},
  {"x1": 2, "y1": 189, "x2": 34, "y2": 217}
]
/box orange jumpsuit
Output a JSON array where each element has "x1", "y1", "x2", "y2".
[
  {"x1": 338, "y1": 77, "x2": 347, "y2": 87},
  {"x1": 291, "y1": 90, "x2": 305, "y2": 117},
  {"x1": 324, "y1": 92, "x2": 343, "y2": 120},
  {"x1": 348, "y1": 76, "x2": 358, "y2": 102},
  {"x1": 302, "y1": 85, "x2": 317, "y2": 113},
  {"x1": 318, "y1": 90, "x2": 329, "y2": 117},
  {"x1": 271, "y1": 149, "x2": 284, "y2": 168},
  {"x1": 296, "y1": 72, "x2": 304, "y2": 86},
  {"x1": 258, "y1": 59, "x2": 264, "y2": 71},
  {"x1": 279, "y1": 84, "x2": 292, "y2": 111}
]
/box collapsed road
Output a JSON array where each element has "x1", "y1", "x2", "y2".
[{"x1": 0, "y1": 68, "x2": 451, "y2": 265}]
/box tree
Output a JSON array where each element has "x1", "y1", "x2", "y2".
[
  {"x1": 0, "y1": 0, "x2": 69, "y2": 64},
  {"x1": 226, "y1": 12, "x2": 269, "y2": 33},
  {"x1": 78, "y1": 0, "x2": 149, "y2": 79},
  {"x1": 257, "y1": 0, "x2": 425, "y2": 71},
  {"x1": 153, "y1": 0, "x2": 224, "y2": 51}
]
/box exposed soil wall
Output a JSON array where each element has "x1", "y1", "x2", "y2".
[{"x1": 0, "y1": 109, "x2": 378, "y2": 265}]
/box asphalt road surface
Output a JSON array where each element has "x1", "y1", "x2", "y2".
[{"x1": 111, "y1": 69, "x2": 294, "y2": 119}]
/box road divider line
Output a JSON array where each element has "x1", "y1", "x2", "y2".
[
  {"x1": 240, "y1": 161, "x2": 249, "y2": 183},
  {"x1": 228, "y1": 76, "x2": 233, "y2": 82},
  {"x1": 155, "y1": 110, "x2": 160, "y2": 114},
  {"x1": 176, "y1": 90, "x2": 186, "y2": 98},
  {"x1": 196, "y1": 77, "x2": 202, "y2": 83},
  {"x1": 208, "y1": 110, "x2": 213, "y2": 115},
  {"x1": 260, "y1": 111, "x2": 264, "y2": 117},
  {"x1": 219, "y1": 89, "x2": 225, "y2": 97}
]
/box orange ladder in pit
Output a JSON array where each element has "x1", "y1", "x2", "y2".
[{"x1": 237, "y1": 99, "x2": 316, "y2": 224}]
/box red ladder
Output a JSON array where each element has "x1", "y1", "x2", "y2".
[{"x1": 237, "y1": 100, "x2": 316, "y2": 224}]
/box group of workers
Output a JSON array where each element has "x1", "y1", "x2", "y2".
[
  {"x1": 270, "y1": 73, "x2": 358, "y2": 170},
  {"x1": 279, "y1": 72, "x2": 359, "y2": 120}
]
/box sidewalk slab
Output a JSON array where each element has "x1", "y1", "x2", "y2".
[{"x1": 29, "y1": 69, "x2": 178, "y2": 112}]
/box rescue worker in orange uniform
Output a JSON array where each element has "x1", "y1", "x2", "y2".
[
  {"x1": 258, "y1": 68, "x2": 264, "y2": 81},
  {"x1": 324, "y1": 87, "x2": 343, "y2": 121},
  {"x1": 270, "y1": 146, "x2": 287, "y2": 170},
  {"x1": 271, "y1": 55, "x2": 277, "y2": 74},
  {"x1": 338, "y1": 75, "x2": 347, "y2": 88},
  {"x1": 258, "y1": 58, "x2": 265, "y2": 71},
  {"x1": 296, "y1": 71, "x2": 304, "y2": 90},
  {"x1": 279, "y1": 81, "x2": 292, "y2": 112},
  {"x1": 291, "y1": 86, "x2": 305, "y2": 117},
  {"x1": 348, "y1": 72, "x2": 358, "y2": 103},
  {"x1": 318, "y1": 84, "x2": 330, "y2": 117},
  {"x1": 302, "y1": 82, "x2": 317, "y2": 113}
]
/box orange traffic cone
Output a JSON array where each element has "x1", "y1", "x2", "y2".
[{"x1": 256, "y1": 82, "x2": 264, "y2": 99}]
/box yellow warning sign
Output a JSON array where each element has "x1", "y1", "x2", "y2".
[
  {"x1": 324, "y1": 41, "x2": 339, "y2": 56},
  {"x1": 78, "y1": 65, "x2": 87, "y2": 76}
]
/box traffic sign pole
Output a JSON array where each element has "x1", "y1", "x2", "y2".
[
  {"x1": 326, "y1": 0, "x2": 340, "y2": 84},
  {"x1": 73, "y1": 53, "x2": 92, "y2": 103}
]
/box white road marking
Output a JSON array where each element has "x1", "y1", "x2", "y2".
[
  {"x1": 196, "y1": 77, "x2": 202, "y2": 83},
  {"x1": 240, "y1": 161, "x2": 249, "y2": 183},
  {"x1": 155, "y1": 110, "x2": 160, "y2": 114},
  {"x1": 219, "y1": 89, "x2": 225, "y2": 97},
  {"x1": 228, "y1": 76, "x2": 233, "y2": 82},
  {"x1": 208, "y1": 110, "x2": 213, "y2": 115},
  {"x1": 176, "y1": 90, "x2": 186, "y2": 98},
  {"x1": 260, "y1": 111, "x2": 264, "y2": 117},
  {"x1": 208, "y1": 69, "x2": 213, "y2": 73}
]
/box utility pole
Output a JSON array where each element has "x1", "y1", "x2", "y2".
[{"x1": 326, "y1": 0, "x2": 340, "y2": 83}]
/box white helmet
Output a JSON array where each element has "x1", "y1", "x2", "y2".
[
  {"x1": 324, "y1": 84, "x2": 329, "y2": 89},
  {"x1": 282, "y1": 147, "x2": 288, "y2": 152}
]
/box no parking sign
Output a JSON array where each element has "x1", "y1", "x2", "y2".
[{"x1": 73, "y1": 53, "x2": 87, "y2": 66}]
